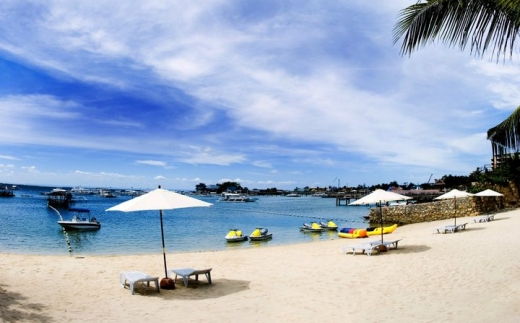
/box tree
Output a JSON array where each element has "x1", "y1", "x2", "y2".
[
  {"x1": 487, "y1": 106, "x2": 520, "y2": 156},
  {"x1": 393, "y1": 0, "x2": 520, "y2": 61},
  {"x1": 195, "y1": 183, "x2": 207, "y2": 192},
  {"x1": 216, "y1": 182, "x2": 242, "y2": 194}
]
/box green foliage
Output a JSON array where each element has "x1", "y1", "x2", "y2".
[
  {"x1": 216, "y1": 181, "x2": 243, "y2": 194},
  {"x1": 467, "y1": 153, "x2": 520, "y2": 190},
  {"x1": 488, "y1": 106, "x2": 520, "y2": 156}
]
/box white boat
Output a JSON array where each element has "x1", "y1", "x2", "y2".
[
  {"x1": 389, "y1": 200, "x2": 412, "y2": 206},
  {"x1": 286, "y1": 193, "x2": 302, "y2": 197},
  {"x1": 220, "y1": 193, "x2": 258, "y2": 202},
  {"x1": 57, "y1": 208, "x2": 101, "y2": 231}
]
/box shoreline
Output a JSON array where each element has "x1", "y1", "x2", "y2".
[{"x1": 1, "y1": 209, "x2": 519, "y2": 322}]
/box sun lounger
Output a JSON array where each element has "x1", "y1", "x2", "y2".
[
  {"x1": 168, "y1": 268, "x2": 212, "y2": 287},
  {"x1": 119, "y1": 271, "x2": 160, "y2": 295},
  {"x1": 434, "y1": 225, "x2": 456, "y2": 234},
  {"x1": 455, "y1": 223, "x2": 468, "y2": 231},
  {"x1": 474, "y1": 214, "x2": 495, "y2": 223},
  {"x1": 375, "y1": 239, "x2": 403, "y2": 250},
  {"x1": 342, "y1": 243, "x2": 380, "y2": 256},
  {"x1": 434, "y1": 223, "x2": 468, "y2": 234}
]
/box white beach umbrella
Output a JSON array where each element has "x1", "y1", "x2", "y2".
[
  {"x1": 434, "y1": 189, "x2": 473, "y2": 226},
  {"x1": 350, "y1": 189, "x2": 412, "y2": 244},
  {"x1": 106, "y1": 186, "x2": 212, "y2": 287},
  {"x1": 474, "y1": 189, "x2": 503, "y2": 197}
]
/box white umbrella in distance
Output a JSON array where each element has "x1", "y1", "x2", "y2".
[
  {"x1": 350, "y1": 189, "x2": 412, "y2": 244},
  {"x1": 474, "y1": 189, "x2": 503, "y2": 197},
  {"x1": 434, "y1": 189, "x2": 473, "y2": 226},
  {"x1": 106, "y1": 185, "x2": 212, "y2": 288}
]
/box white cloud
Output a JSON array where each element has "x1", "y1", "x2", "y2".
[
  {"x1": 0, "y1": 1, "x2": 507, "y2": 189},
  {"x1": 0, "y1": 155, "x2": 18, "y2": 160},
  {"x1": 137, "y1": 160, "x2": 167, "y2": 167}
]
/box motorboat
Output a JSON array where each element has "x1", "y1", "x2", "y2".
[
  {"x1": 101, "y1": 190, "x2": 117, "y2": 198},
  {"x1": 286, "y1": 193, "x2": 302, "y2": 197},
  {"x1": 225, "y1": 229, "x2": 248, "y2": 242},
  {"x1": 249, "y1": 228, "x2": 272, "y2": 241},
  {"x1": 366, "y1": 224, "x2": 398, "y2": 236},
  {"x1": 57, "y1": 208, "x2": 101, "y2": 231},
  {"x1": 300, "y1": 222, "x2": 323, "y2": 232},
  {"x1": 338, "y1": 228, "x2": 368, "y2": 239},
  {"x1": 220, "y1": 193, "x2": 258, "y2": 202},
  {"x1": 320, "y1": 220, "x2": 338, "y2": 231},
  {"x1": 0, "y1": 186, "x2": 15, "y2": 197}
]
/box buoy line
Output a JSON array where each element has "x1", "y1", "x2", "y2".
[
  {"x1": 215, "y1": 206, "x2": 368, "y2": 224},
  {"x1": 48, "y1": 205, "x2": 73, "y2": 254}
]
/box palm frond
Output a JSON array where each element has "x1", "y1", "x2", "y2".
[
  {"x1": 487, "y1": 106, "x2": 520, "y2": 156},
  {"x1": 393, "y1": 0, "x2": 520, "y2": 60}
]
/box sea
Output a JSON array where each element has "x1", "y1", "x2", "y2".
[{"x1": 0, "y1": 185, "x2": 372, "y2": 256}]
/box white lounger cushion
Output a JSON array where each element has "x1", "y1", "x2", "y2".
[{"x1": 119, "y1": 271, "x2": 160, "y2": 295}]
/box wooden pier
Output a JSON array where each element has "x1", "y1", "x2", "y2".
[{"x1": 334, "y1": 193, "x2": 364, "y2": 206}]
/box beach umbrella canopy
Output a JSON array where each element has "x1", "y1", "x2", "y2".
[
  {"x1": 434, "y1": 189, "x2": 473, "y2": 226},
  {"x1": 474, "y1": 189, "x2": 503, "y2": 197},
  {"x1": 350, "y1": 189, "x2": 411, "y2": 244},
  {"x1": 106, "y1": 186, "x2": 212, "y2": 286}
]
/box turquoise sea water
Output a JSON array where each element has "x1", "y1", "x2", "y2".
[{"x1": 0, "y1": 186, "x2": 372, "y2": 256}]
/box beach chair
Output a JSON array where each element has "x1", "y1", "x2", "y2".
[
  {"x1": 119, "y1": 271, "x2": 160, "y2": 295},
  {"x1": 168, "y1": 268, "x2": 212, "y2": 287},
  {"x1": 474, "y1": 214, "x2": 495, "y2": 223},
  {"x1": 342, "y1": 243, "x2": 380, "y2": 256},
  {"x1": 434, "y1": 225, "x2": 457, "y2": 234},
  {"x1": 379, "y1": 239, "x2": 403, "y2": 250},
  {"x1": 455, "y1": 223, "x2": 468, "y2": 231}
]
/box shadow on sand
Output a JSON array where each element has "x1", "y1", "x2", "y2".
[
  {"x1": 0, "y1": 284, "x2": 52, "y2": 323},
  {"x1": 390, "y1": 244, "x2": 431, "y2": 254},
  {"x1": 126, "y1": 278, "x2": 251, "y2": 300}
]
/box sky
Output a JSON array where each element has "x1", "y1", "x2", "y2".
[{"x1": 1, "y1": 0, "x2": 519, "y2": 191}]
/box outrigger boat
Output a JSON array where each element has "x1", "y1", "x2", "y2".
[
  {"x1": 225, "y1": 229, "x2": 248, "y2": 242},
  {"x1": 57, "y1": 208, "x2": 101, "y2": 231},
  {"x1": 249, "y1": 228, "x2": 272, "y2": 241},
  {"x1": 300, "y1": 222, "x2": 323, "y2": 232},
  {"x1": 320, "y1": 220, "x2": 338, "y2": 231}
]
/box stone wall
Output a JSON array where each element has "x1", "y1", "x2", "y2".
[
  {"x1": 491, "y1": 182, "x2": 519, "y2": 208},
  {"x1": 368, "y1": 197, "x2": 505, "y2": 225}
]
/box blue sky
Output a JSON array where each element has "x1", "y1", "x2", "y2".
[{"x1": 0, "y1": 0, "x2": 518, "y2": 190}]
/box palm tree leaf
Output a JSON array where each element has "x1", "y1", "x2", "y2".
[
  {"x1": 487, "y1": 106, "x2": 520, "y2": 155},
  {"x1": 393, "y1": 0, "x2": 520, "y2": 60}
]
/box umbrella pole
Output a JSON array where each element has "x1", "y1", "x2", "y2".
[
  {"x1": 160, "y1": 210, "x2": 168, "y2": 278},
  {"x1": 454, "y1": 197, "x2": 457, "y2": 227},
  {"x1": 380, "y1": 200, "x2": 383, "y2": 244}
]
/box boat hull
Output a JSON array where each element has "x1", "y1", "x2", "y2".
[
  {"x1": 366, "y1": 224, "x2": 398, "y2": 236},
  {"x1": 249, "y1": 234, "x2": 273, "y2": 241},
  {"x1": 226, "y1": 236, "x2": 248, "y2": 242},
  {"x1": 300, "y1": 227, "x2": 323, "y2": 232},
  {"x1": 58, "y1": 221, "x2": 101, "y2": 230}
]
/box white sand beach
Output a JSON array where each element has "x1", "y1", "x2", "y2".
[{"x1": 1, "y1": 209, "x2": 519, "y2": 323}]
